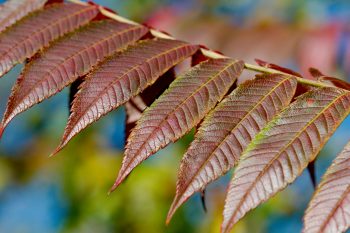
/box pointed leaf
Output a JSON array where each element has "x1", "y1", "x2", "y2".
[
  {"x1": 0, "y1": 0, "x2": 46, "y2": 33},
  {"x1": 167, "y1": 74, "x2": 297, "y2": 221},
  {"x1": 0, "y1": 3, "x2": 99, "y2": 77},
  {"x1": 56, "y1": 38, "x2": 198, "y2": 153},
  {"x1": 222, "y1": 87, "x2": 350, "y2": 233},
  {"x1": 303, "y1": 141, "x2": 350, "y2": 233},
  {"x1": 113, "y1": 58, "x2": 245, "y2": 191},
  {"x1": 1, "y1": 20, "x2": 147, "y2": 133}
]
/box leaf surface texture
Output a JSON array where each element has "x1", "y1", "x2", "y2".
[
  {"x1": 114, "y1": 58, "x2": 245, "y2": 190},
  {"x1": 167, "y1": 74, "x2": 297, "y2": 221},
  {"x1": 57, "y1": 39, "x2": 198, "y2": 152},
  {"x1": 0, "y1": 0, "x2": 46, "y2": 33},
  {"x1": 0, "y1": 3, "x2": 98, "y2": 77},
  {"x1": 1, "y1": 20, "x2": 147, "y2": 132},
  {"x1": 303, "y1": 141, "x2": 350, "y2": 233},
  {"x1": 222, "y1": 87, "x2": 350, "y2": 233}
]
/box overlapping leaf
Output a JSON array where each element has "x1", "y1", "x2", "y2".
[
  {"x1": 125, "y1": 97, "x2": 146, "y2": 143},
  {"x1": 113, "y1": 58, "x2": 245, "y2": 191},
  {"x1": 167, "y1": 74, "x2": 297, "y2": 221},
  {"x1": 303, "y1": 141, "x2": 350, "y2": 233},
  {"x1": 55, "y1": 38, "x2": 198, "y2": 153},
  {"x1": 0, "y1": 0, "x2": 46, "y2": 33},
  {"x1": 69, "y1": 77, "x2": 84, "y2": 114},
  {"x1": 125, "y1": 68, "x2": 176, "y2": 142},
  {"x1": 0, "y1": 3, "x2": 98, "y2": 78},
  {"x1": 0, "y1": 20, "x2": 148, "y2": 135},
  {"x1": 222, "y1": 87, "x2": 350, "y2": 233}
]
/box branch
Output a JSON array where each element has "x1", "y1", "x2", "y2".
[{"x1": 68, "y1": 0, "x2": 334, "y2": 89}]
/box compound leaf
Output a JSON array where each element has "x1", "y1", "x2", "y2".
[
  {"x1": 1, "y1": 20, "x2": 147, "y2": 134},
  {"x1": 113, "y1": 58, "x2": 244, "y2": 191},
  {"x1": 167, "y1": 74, "x2": 297, "y2": 221},
  {"x1": 56, "y1": 38, "x2": 198, "y2": 153},
  {"x1": 222, "y1": 87, "x2": 350, "y2": 233}
]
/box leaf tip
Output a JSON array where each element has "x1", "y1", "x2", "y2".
[
  {"x1": 165, "y1": 216, "x2": 172, "y2": 226},
  {"x1": 109, "y1": 173, "x2": 126, "y2": 193},
  {"x1": 166, "y1": 204, "x2": 176, "y2": 225},
  {"x1": 107, "y1": 188, "x2": 113, "y2": 196},
  {"x1": 165, "y1": 206, "x2": 177, "y2": 225},
  {"x1": 220, "y1": 222, "x2": 231, "y2": 233},
  {"x1": 0, "y1": 117, "x2": 11, "y2": 140},
  {"x1": 0, "y1": 124, "x2": 4, "y2": 139},
  {"x1": 50, "y1": 145, "x2": 63, "y2": 158},
  {"x1": 166, "y1": 194, "x2": 185, "y2": 225}
]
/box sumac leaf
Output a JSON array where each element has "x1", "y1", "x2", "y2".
[
  {"x1": 0, "y1": 3, "x2": 98, "y2": 78},
  {"x1": 55, "y1": 38, "x2": 198, "y2": 153},
  {"x1": 0, "y1": 0, "x2": 46, "y2": 33},
  {"x1": 1, "y1": 20, "x2": 147, "y2": 134},
  {"x1": 303, "y1": 141, "x2": 350, "y2": 233},
  {"x1": 221, "y1": 87, "x2": 350, "y2": 233},
  {"x1": 113, "y1": 58, "x2": 245, "y2": 191},
  {"x1": 167, "y1": 74, "x2": 297, "y2": 222}
]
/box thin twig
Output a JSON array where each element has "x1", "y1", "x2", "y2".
[{"x1": 244, "y1": 63, "x2": 332, "y2": 88}]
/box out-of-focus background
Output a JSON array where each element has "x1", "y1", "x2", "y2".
[{"x1": 0, "y1": 0, "x2": 349, "y2": 232}]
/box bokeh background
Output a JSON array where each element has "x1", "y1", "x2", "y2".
[{"x1": 0, "y1": 0, "x2": 350, "y2": 232}]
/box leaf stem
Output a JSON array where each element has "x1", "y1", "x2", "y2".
[
  {"x1": 244, "y1": 63, "x2": 332, "y2": 88},
  {"x1": 68, "y1": 0, "x2": 333, "y2": 89}
]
